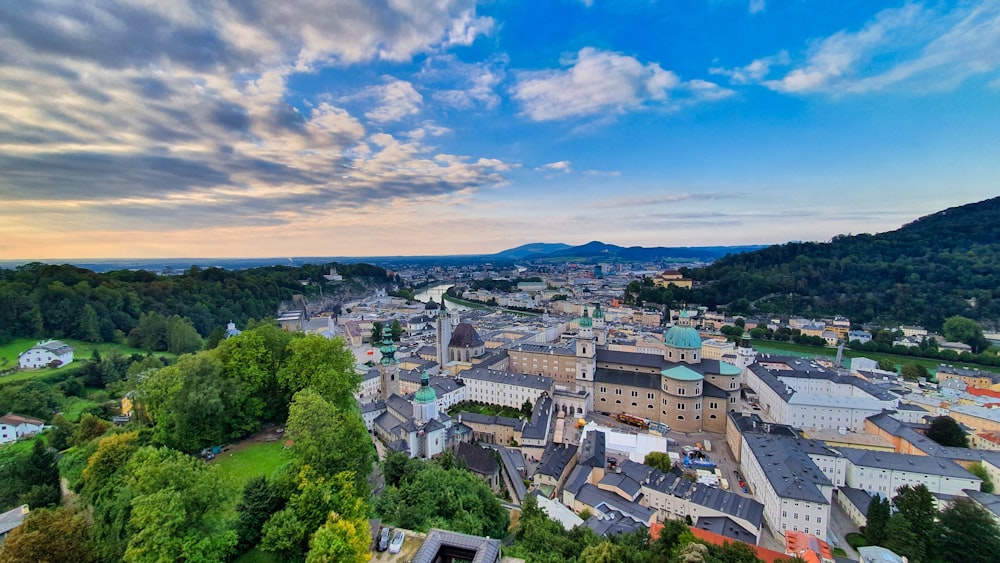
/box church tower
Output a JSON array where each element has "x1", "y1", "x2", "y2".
[
  {"x1": 379, "y1": 324, "x2": 399, "y2": 400},
  {"x1": 413, "y1": 371, "x2": 439, "y2": 425},
  {"x1": 593, "y1": 302, "x2": 607, "y2": 346},
  {"x1": 576, "y1": 307, "x2": 596, "y2": 392},
  {"x1": 435, "y1": 299, "x2": 453, "y2": 369}
]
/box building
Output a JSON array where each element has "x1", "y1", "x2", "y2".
[
  {"x1": 509, "y1": 309, "x2": 741, "y2": 433},
  {"x1": 653, "y1": 270, "x2": 693, "y2": 289},
  {"x1": 936, "y1": 365, "x2": 1000, "y2": 391},
  {"x1": 372, "y1": 372, "x2": 472, "y2": 459},
  {"x1": 458, "y1": 368, "x2": 553, "y2": 410},
  {"x1": 0, "y1": 505, "x2": 29, "y2": 540},
  {"x1": 456, "y1": 442, "x2": 501, "y2": 492},
  {"x1": 740, "y1": 434, "x2": 834, "y2": 540},
  {"x1": 411, "y1": 529, "x2": 501, "y2": 563},
  {"x1": 840, "y1": 447, "x2": 981, "y2": 498},
  {"x1": 17, "y1": 340, "x2": 74, "y2": 369},
  {"x1": 0, "y1": 413, "x2": 45, "y2": 444},
  {"x1": 744, "y1": 356, "x2": 899, "y2": 432}
]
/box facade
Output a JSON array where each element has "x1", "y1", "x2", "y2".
[
  {"x1": 459, "y1": 368, "x2": 553, "y2": 409},
  {"x1": 509, "y1": 309, "x2": 740, "y2": 433},
  {"x1": 936, "y1": 365, "x2": 1000, "y2": 391},
  {"x1": 740, "y1": 434, "x2": 834, "y2": 540},
  {"x1": 17, "y1": 340, "x2": 74, "y2": 369},
  {"x1": 840, "y1": 447, "x2": 981, "y2": 497},
  {"x1": 0, "y1": 413, "x2": 45, "y2": 444}
]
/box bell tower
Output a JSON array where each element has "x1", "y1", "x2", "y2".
[{"x1": 379, "y1": 323, "x2": 399, "y2": 400}]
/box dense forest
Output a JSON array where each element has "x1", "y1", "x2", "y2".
[
  {"x1": 0, "y1": 262, "x2": 393, "y2": 345},
  {"x1": 680, "y1": 197, "x2": 1000, "y2": 330}
]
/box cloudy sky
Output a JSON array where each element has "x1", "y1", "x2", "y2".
[{"x1": 2, "y1": 0, "x2": 998, "y2": 259}]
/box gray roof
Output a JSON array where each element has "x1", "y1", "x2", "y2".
[
  {"x1": 0, "y1": 505, "x2": 28, "y2": 536},
  {"x1": 483, "y1": 444, "x2": 527, "y2": 501},
  {"x1": 460, "y1": 367, "x2": 554, "y2": 391},
  {"x1": 578, "y1": 430, "x2": 607, "y2": 468},
  {"x1": 840, "y1": 447, "x2": 981, "y2": 480},
  {"x1": 522, "y1": 393, "x2": 553, "y2": 441},
  {"x1": 865, "y1": 412, "x2": 1000, "y2": 465},
  {"x1": 838, "y1": 486, "x2": 875, "y2": 515},
  {"x1": 537, "y1": 442, "x2": 576, "y2": 480},
  {"x1": 360, "y1": 400, "x2": 386, "y2": 414},
  {"x1": 599, "y1": 472, "x2": 641, "y2": 499},
  {"x1": 964, "y1": 489, "x2": 1000, "y2": 520},
  {"x1": 455, "y1": 411, "x2": 525, "y2": 430},
  {"x1": 411, "y1": 529, "x2": 501, "y2": 563},
  {"x1": 597, "y1": 349, "x2": 666, "y2": 369},
  {"x1": 743, "y1": 434, "x2": 832, "y2": 504},
  {"x1": 450, "y1": 323, "x2": 485, "y2": 348},
  {"x1": 457, "y1": 442, "x2": 499, "y2": 476},
  {"x1": 575, "y1": 483, "x2": 656, "y2": 523},
  {"x1": 594, "y1": 368, "x2": 660, "y2": 390},
  {"x1": 938, "y1": 364, "x2": 1000, "y2": 383},
  {"x1": 695, "y1": 516, "x2": 757, "y2": 543},
  {"x1": 563, "y1": 465, "x2": 592, "y2": 496},
  {"x1": 514, "y1": 343, "x2": 575, "y2": 356},
  {"x1": 727, "y1": 411, "x2": 799, "y2": 438},
  {"x1": 584, "y1": 510, "x2": 646, "y2": 536}
]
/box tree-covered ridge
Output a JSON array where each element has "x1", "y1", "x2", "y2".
[
  {"x1": 685, "y1": 196, "x2": 1000, "y2": 329},
  {"x1": 0, "y1": 261, "x2": 392, "y2": 345}
]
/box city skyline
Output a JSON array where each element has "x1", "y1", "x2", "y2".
[{"x1": 2, "y1": 1, "x2": 998, "y2": 259}]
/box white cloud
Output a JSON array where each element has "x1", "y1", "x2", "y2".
[
  {"x1": 511, "y1": 48, "x2": 682, "y2": 121},
  {"x1": 429, "y1": 56, "x2": 506, "y2": 110},
  {"x1": 364, "y1": 78, "x2": 423, "y2": 123},
  {"x1": 538, "y1": 161, "x2": 572, "y2": 172},
  {"x1": 726, "y1": 1, "x2": 1000, "y2": 95},
  {"x1": 748, "y1": 0, "x2": 765, "y2": 15},
  {"x1": 586, "y1": 192, "x2": 729, "y2": 209},
  {"x1": 710, "y1": 51, "x2": 790, "y2": 84}
]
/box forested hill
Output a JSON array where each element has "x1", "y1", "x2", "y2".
[
  {"x1": 0, "y1": 261, "x2": 392, "y2": 345},
  {"x1": 686, "y1": 196, "x2": 1000, "y2": 330}
]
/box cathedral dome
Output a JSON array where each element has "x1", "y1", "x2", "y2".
[
  {"x1": 664, "y1": 311, "x2": 701, "y2": 349},
  {"x1": 578, "y1": 307, "x2": 593, "y2": 328},
  {"x1": 414, "y1": 372, "x2": 437, "y2": 403}
]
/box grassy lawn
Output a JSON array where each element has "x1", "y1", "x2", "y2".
[
  {"x1": 750, "y1": 339, "x2": 990, "y2": 375},
  {"x1": 212, "y1": 441, "x2": 290, "y2": 494},
  {"x1": 448, "y1": 401, "x2": 526, "y2": 419},
  {"x1": 59, "y1": 396, "x2": 101, "y2": 421},
  {"x1": 0, "y1": 337, "x2": 176, "y2": 384},
  {"x1": 0, "y1": 435, "x2": 46, "y2": 464}
]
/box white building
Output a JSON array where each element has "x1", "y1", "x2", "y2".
[
  {"x1": 740, "y1": 434, "x2": 834, "y2": 539},
  {"x1": 745, "y1": 358, "x2": 899, "y2": 432},
  {"x1": 17, "y1": 340, "x2": 74, "y2": 369},
  {"x1": 0, "y1": 413, "x2": 45, "y2": 444},
  {"x1": 840, "y1": 448, "x2": 981, "y2": 498},
  {"x1": 459, "y1": 368, "x2": 554, "y2": 410}
]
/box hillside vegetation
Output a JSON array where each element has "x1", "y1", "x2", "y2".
[{"x1": 685, "y1": 197, "x2": 1000, "y2": 330}]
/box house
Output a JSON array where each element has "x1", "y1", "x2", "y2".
[
  {"x1": 17, "y1": 340, "x2": 74, "y2": 370},
  {"x1": 0, "y1": 505, "x2": 29, "y2": 540},
  {"x1": 456, "y1": 442, "x2": 500, "y2": 492},
  {"x1": 0, "y1": 413, "x2": 45, "y2": 444}
]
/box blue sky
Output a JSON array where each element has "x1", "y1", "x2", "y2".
[{"x1": 1, "y1": 0, "x2": 998, "y2": 259}]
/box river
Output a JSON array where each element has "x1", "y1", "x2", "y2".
[{"x1": 412, "y1": 283, "x2": 471, "y2": 311}]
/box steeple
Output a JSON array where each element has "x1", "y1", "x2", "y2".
[
  {"x1": 413, "y1": 371, "x2": 439, "y2": 425},
  {"x1": 379, "y1": 323, "x2": 399, "y2": 400}
]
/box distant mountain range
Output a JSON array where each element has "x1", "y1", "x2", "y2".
[{"x1": 491, "y1": 241, "x2": 767, "y2": 262}]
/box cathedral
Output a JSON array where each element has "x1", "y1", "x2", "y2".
[{"x1": 506, "y1": 305, "x2": 741, "y2": 433}]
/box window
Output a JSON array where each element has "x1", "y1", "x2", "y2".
[
  {"x1": 678, "y1": 403, "x2": 685, "y2": 410},
  {"x1": 678, "y1": 388, "x2": 686, "y2": 395},
  {"x1": 816, "y1": 517, "x2": 822, "y2": 524},
  {"x1": 709, "y1": 401, "x2": 718, "y2": 409},
  {"x1": 793, "y1": 513, "x2": 798, "y2": 519},
  {"x1": 782, "y1": 511, "x2": 787, "y2": 518},
  {"x1": 695, "y1": 402, "x2": 701, "y2": 410},
  {"x1": 648, "y1": 393, "x2": 655, "y2": 400},
  {"x1": 805, "y1": 515, "x2": 810, "y2": 521},
  {"x1": 631, "y1": 390, "x2": 638, "y2": 397},
  {"x1": 677, "y1": 415, "x2": 684, "y2": 420},
  {"x1": 632, "y1": 402, "x2": 637, "y2": 407},
  {"x1": 648, "y1": 405, "x2": 654, "y2": 409},
  {"x1": 600, "y1": 386, "x2": 607, "y2": 393},
  {"x1": 615, "y1": 389, "x2": 622, "y2": 395}
]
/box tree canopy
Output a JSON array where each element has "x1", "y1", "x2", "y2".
[{"x1": 925, "y1": 416, "x2": 969, "y2": 448}]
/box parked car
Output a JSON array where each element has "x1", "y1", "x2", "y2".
[
  {"x1": 389, "y1": 529, "x2": 405, "y2": 554},
  {"x1": 377, "y1": 527, "x2": 391, "y2": 552}
]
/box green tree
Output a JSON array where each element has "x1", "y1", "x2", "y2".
[
  {"x1": 0, "y1": 507, "x2": 95, "y2": 563},
  {"x1": 390, "y1": 319, "x2": 404, "y2": 342},
  {"x1": 883, "y1": 513, "x2": 923, "y2": 563},
  {"x1": 876, "y1": 359, "x2": 896, "y2": 372},
  {"x1": 506, "y1": 495, "x2": 594, "y2": 562},
  {"x1": 235, "y1": 476, "x2": 286, "y2": 550},
  {"x1": 900, "y1": 363, "x2": 929, "y2": 381},
  {"x1": 262, "y1": 468, "x2": 368, "y2": 561},
  {"x1": 644, "y1": 451, "x2": 673, "y2": 473},
  {"x1": 938, "y1": 497, "x2": 1000, "y2": 563},
  {"x1": 48, "y1": 414, "x2": 76, "y2": 451},
  {"x1": 122, "y1": 447, "x2": 238, "y2": 563},
  {"x1": 943, "y1": 315, "x2": 990, "y2": 353},
  {"x1": 370, "y1": 321, "x2": 384, "y2": 345},
  {"x1": 78, "y1": 303, "x2": 102, "y2": 342},
  {"x1": 72, "y1": 413, "x2": 111, "y2": 446},
  {"x1": 165, "y1": 314, "x2": 203, "y2": 354},
  {"x1": 864, "y1": 495, "x2": 890, "y2": 546},
  {"x1": 13, "y1": 439, "x2": 61, "y2": 510},
  {"x1": 214, "y1": 325, "x2": 292, "y2": 423},
  {"x1": 306, "y1": 511, "x2": 372, "y2": 563},
  {"x1": 278, "y1": 335, "x2": 360, "y2": 410},
  {"x1": 521, "y1": 399, "x2": 533, "y2": 417},
  {"x1": 82, "y1": 431, "x2": 143, "y2": 562},
  {"x1": 892, "y1": 484, "x2": 938, "y2": 560},
  {"x1": 139, "y1": 352, "x2": 236, "y2": 452},
  {"x1": 968, "y1": 462, "x2": 995, "y2": 493},
  {"x1": 285, "y1": 389, "x2": 374, "y2": 492},
  {"x1": 580, "y1": 541, "x2": 620, "y2": 563},
  {"x1": 925, "y1": 416, "x2": 969, "y2": 448}
]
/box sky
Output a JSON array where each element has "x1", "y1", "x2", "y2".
[{"x1": 1, "y1": 0, "x2": 998, "y2": 259}]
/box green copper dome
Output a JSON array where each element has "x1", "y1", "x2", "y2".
[
  {"x1": 579, "y1": 307, "x2": 593, "y2": 328},
  {"x1": 661, "y1": 365, "x2": 704, "y2": 381},
  {"x1": 593, "y1": 303, "x2": 604, "y2": 319},
  {"x1": 379, "y1": 324, "x2": 396, "y2": 365},
  {"x1": 664, "y1": 324, "x2": 701, "y2": 349},
  {"x1": 414, "y1": 371, "x2": 437, "y2": 403}
]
